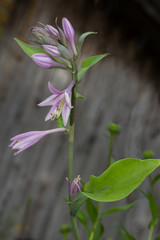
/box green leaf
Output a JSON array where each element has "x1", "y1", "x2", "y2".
[
  {"x1": 56, "y1": 115, "x2": 65, "y2": 128},
  {"x1": 76, "y1": 209, "x2": 88, "y2": 229},
  {"x1": 76, "y1": 92, "x2": 85, "y2": 99},
  {"x1": 78, "y1": 53, "x2": 110, "y2": 81},
  {"x1": 14, "y1": 38, "x2": 46, "y2": 57},
  {"x1": 92, "y1": 220, "x2": 104, "y2": 240},
  {"x1": 82, "y1": 158, "x2": 160, "y2": 202},
  {"x1": 76, "y1": 32, "x2": 97, "y2": 53},
  {"x1": 71, "y1": 192, "x2": 88, "y2": 216},
  {"x1": 151, "y1": 173, "x2": 160, "y2": 186},
  {"x1": 86, "y1": 199, "x2": 98, "y2": 224},
  {"x1": 101, "y1": 200, "x2": 138, "y2": 218},
  {"x1": 155, "y1": 237, "x2": 160, "y2": 240},
  {"x1": 116, "y1": 222, "x2": 136, "y2": 240},
  {"x1": 148, "y1": 194, "x2": 159, "y2": 228}
]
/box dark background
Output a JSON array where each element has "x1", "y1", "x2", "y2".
[{"x1": 0, "y1": 0, "x2": 160, "y2": 239}]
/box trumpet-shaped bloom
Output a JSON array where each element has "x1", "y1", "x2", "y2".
[
  {"x1": 66, "y1": 175, "x2": 82, "y2": 198},
  {"x1": 38, "y1": 80, "x2": 75, "y2": 126},
  {"x1": 9, "y1": 128, "x2": 66, "y2": 155},
  {"x1": 31, "y1": 53, "x2": 65, "y2": 69},
  {"x1": 62, "y1": 17, "x2": 77, "y2": 56}
]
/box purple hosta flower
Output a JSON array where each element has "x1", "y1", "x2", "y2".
[
  {"x1": 66, "y1": 175, "x2": 82, "y2": 198},
  {"x1": 9, "y1": 128, "x2": 66, "y2": 155},
  {"x1": 42, "y1": 45, "x2": 61, "y2": 57},
  {"x1": 62, "y1": 17, "x2": 77, "y2": 56},
  {"x1": 31, "y1": 26, "x2": 57, "y2": 45},
  {"x1": 31, "y1": 53, "x2": 65, "y2": 69},
  {"x1": 38, "y1": 80, "x2": 75, "y2": 126}
]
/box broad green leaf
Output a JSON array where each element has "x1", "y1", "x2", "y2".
[
  {"x1": 82, "y1": 158, "x2": 160, "y2": 202},
  {"x1": 76, "y1": 92, "x2": 85, "y2": 99},
  {"x1": 14, "y1": 38, "x2": 46, "y2": 57},
  {"x1": 151, "y1": 173, "x2": 160, "y2": 186},
  {"x1": 101, "y1": 200, "x2": 138, "y2": 218},
  {"x1": 76, "y1": 209, "x2": 88, "y2": 229},
  {"x1": 86, "y1": 199, "x2": 98, "y2": 224},
  {"x1": 155, "y1": 237, "x2": 160, "y2": 240},
  {"x1": 92, "y1": 220, "x2": 104, "y2": 240},
  {"x1": 76, "y1": 32, "x2": 97, "y2": 53},
  {"x1": 71, "y1": 192, "x2": 88, "y2": 216},
  {"x1": 78, "y1": 53, "x2": 110, "y2": 81}
]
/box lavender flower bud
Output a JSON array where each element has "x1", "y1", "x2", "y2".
[
  {"x1": 46, "y1": 25, "x2": 60, "y2": 39},
  {"x1": 31, "y1": 26, "x2": 57, "y2": 45},
  {"x1": 42, "y1": 45, "x2": 61, "y2": 57},
  {"x1": 62, "y1": 17, "x2": 77, "y2": 56},
  {"x1": 31, "y1": 53, "x2": 65, "y2": 69}
]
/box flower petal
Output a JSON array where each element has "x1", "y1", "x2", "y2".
[
  {"x1": 45, "y1": 104, "x2": 57, "y2": 121},
  {"x1": 64, "y1": 92, "x2": 72, "y2": 109},
  {"x1": 62, "y1": 103, "x2": 70, "y2": 126},
  {"x1": 38, "y1": 94, "x2": 58, "y2": 106},
  {"x1": 48, "y1": 82, "x2": 62, "y2": 95}
]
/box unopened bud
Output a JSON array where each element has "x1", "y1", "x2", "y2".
[
  {"x1": 42, "y1": 45, "x2": 61, "y2": 57},
  {"x1": 31, "y1": 53, "x2": 65, "y2": 69},
  {"x1": 62, "y1": 18, "x2": 77, "y2": 56}
]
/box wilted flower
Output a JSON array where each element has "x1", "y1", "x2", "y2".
[
  {"x1": 38, "y1": 80, "x2": 75, "y2": 126},
  {"x1": 62, "y1": 17, "x2": 77, "y2": 56},
  {"x1": 66, "y1": 175, "x2": 82, "y2": 198},
  {"x1": 31, "y1": 53, "x2": 65, "y2": 69},
  {"x1": 9, "y1": 128, "x2": 66, "y2": 155}
]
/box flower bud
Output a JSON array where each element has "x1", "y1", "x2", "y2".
[
  {"x1": 66, "y1": 175, "x2": 82, "y2": 198},
  {"x1": 142, "y1": 150, "x2": 155, "y2": 159},
  {"x1": 62, "y1": 17, "x2": 77, "y2": 56},
  {"x1": 31, "y1": 53, "x2": 65, "y2": 69},
  {"x1": 46, "y1": 25, "x2": 60, "y2": 39},
  {"x1": 42, "y1": 45, "x2": 61, "y2": 57},
  {"x1": 107, "y1": 123, "x2": 121, "y2": 134},
  {"x1": 31, "y1": 26, "x2": 57, "y2": 45}
]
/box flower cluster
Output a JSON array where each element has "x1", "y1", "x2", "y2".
[
  {"x1": 31, "y1": 17, "x2": 77, "y2": 69},
  {"x1": 10, "y1": 17, "x2": 77, "y2": 155}
]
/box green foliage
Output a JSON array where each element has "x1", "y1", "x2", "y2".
[
  {"x1": 76, "y1": 32, "x2": 97, "y2": 53},
  {"x1": 86, "y1": 199, "x2": 98, "y2": 224},
  {"x1": 116, "y1": 223, "x2": 136, "y2": 240},
  {"x1": 151, "y1": 174, "x2": 160, "y2": 186},
  {"x1": 76, "y1": 92, "x2": 85, "y2": 99},
  {"x1": 92, "y1": 221, "x2": 104, "y2": 240},
  {"x1": 76, "y1": 209, "x2": 88, "y2": 229},
  {"x1": 14, "y1": 38, "x2": 46, "y2": 57},
  {"x1": 78, "y1": 53, "x2": 110, "y2": 81},
  {"x1": 82, "y1": 158, "x2": 160, "y2": 202},
  {"x1": 56, "y1": 115, "x2": 65, "y2": 128},
  {"x1": 71, "y1": 192, "x2": 88, "y2": 216},
  {"x1": 100, "y1": 201, "x2": 138, "y2": 218}
]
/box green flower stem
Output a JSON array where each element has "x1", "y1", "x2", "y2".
[
  {"x1": 148, "y1": 225, "x2": 154, "y2": 240},
  {"x1": 68, "y1": 60, "x2": 80, "y2": 240},
  {"x1": 89, "y1": 202, "x2": 102, "y2": 240},
  {"x1": 108, "y1": 132, "x2": 114, "y2": 167},
  {"x1": 89, "y1": 133, "x2": 115, "y2": 240}
]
